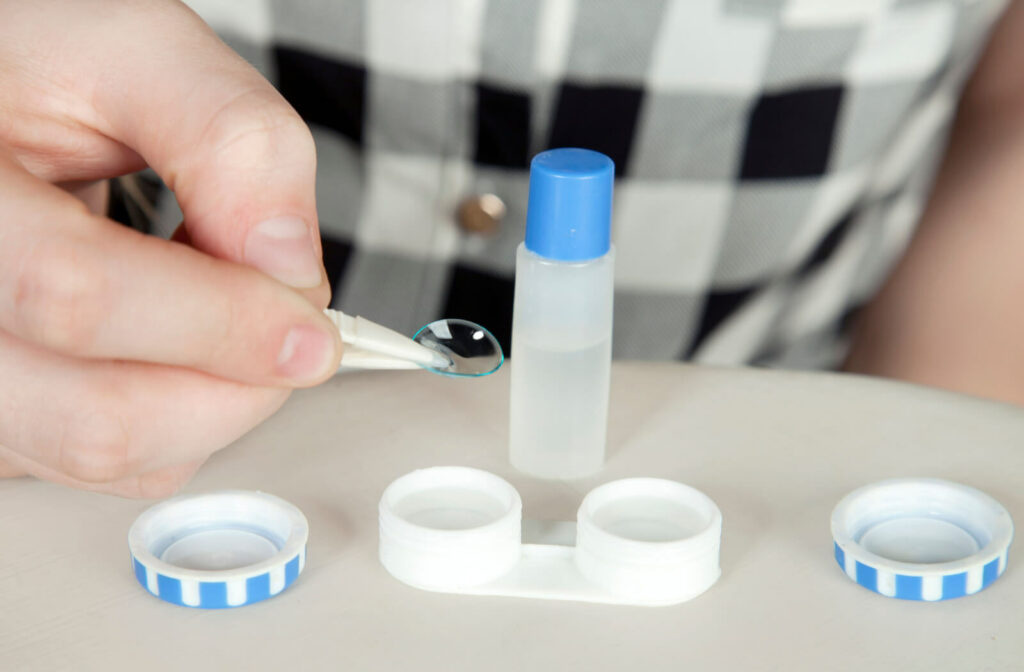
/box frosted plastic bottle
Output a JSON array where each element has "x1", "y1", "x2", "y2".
[{"x1": 509, "y1": 148, "x2": 615, "y2": 479}]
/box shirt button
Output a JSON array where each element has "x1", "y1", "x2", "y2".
[{"x1": 456, "y1": 194, "x2": 506, "y2": 235}]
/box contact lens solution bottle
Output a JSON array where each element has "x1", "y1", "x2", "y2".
[{"x1": 509, "y1": 148, "x2": 615, "y2": 479}]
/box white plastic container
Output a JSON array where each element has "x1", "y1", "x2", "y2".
[
  {"x1": 509, "y1": 149, "x2": 616, "y2": 479},
  {"x1": 378, "y1": 467, "x2": 722, "y2": 606}
]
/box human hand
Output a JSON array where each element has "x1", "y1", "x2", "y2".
[{"x1": 0, "y1": 0, "x2": 341, "y2": 496}]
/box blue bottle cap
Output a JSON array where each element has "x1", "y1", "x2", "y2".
[{"x1": 525, "y1": 148, "x2": 614, "y2": 262}]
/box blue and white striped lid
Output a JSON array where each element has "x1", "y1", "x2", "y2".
[
  {"x1": 128, "y1": 490, "x2": 308, "y2": 609},
  {"x1": 831, "y1": 478, "x2": 1013, "y2": 601}
]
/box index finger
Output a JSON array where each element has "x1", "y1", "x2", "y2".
[
  {"x1": 51, "y1": 0, "x2": 330, "y2": 301},
  {"x1": 0, "y1": 156, "x2": 341, "y2": 386}
]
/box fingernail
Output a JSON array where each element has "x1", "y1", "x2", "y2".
[
  {"x1": 244, "y1": 216, "x2": 323, "y2": 288},
  {"x1": 277, "y1": 325, "x2": 337, "y2": 383}
]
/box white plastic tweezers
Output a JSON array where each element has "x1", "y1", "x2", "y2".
[{"x1": 324, "y1": 309, "x2": 448, "y2": 370}]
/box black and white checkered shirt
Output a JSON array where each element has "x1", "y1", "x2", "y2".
[{"x1": 156, "y1": 0, "x2": 1006, "y2": 368}]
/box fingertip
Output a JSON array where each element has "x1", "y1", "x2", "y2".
[
  {"x1": 274, "y1": 312, "x2": 342, "y2": 387},
  {"x1": 243, "y1": 216, "x2": 324, "y2": 289},
  {"x1": 127, "y1": 459, "x2": 208, "y2": 500},
  {"x1": 300, "y1": 274, "x2": 333, "y2": 311}
]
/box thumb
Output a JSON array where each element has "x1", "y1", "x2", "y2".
[{"x1": 86, "y1": 1, "x2": 329, "y2": 304}]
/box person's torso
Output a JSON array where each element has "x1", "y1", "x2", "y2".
[{"x1": 175, "y1": 0, "x2": 1008, "y2": 367}]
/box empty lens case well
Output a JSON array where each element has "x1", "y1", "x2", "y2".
[
  {"x1": 831, "y1": 478, "x2": 1014, "y2": 601},
  {"x1": 378, "y1": 467, "x2": 722, "y2": 606}
]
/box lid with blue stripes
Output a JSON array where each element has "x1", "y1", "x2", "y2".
[
  {"x1": 128, "y1": 490, "x2": 308, "y2": 608},
  {"x1": 831, "y1": 478, "x2": 1013, "y2": 601}
]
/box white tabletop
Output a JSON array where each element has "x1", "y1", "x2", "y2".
[{"x1": 2, "y1": 363, "x2": 1022, "y2": 671}]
